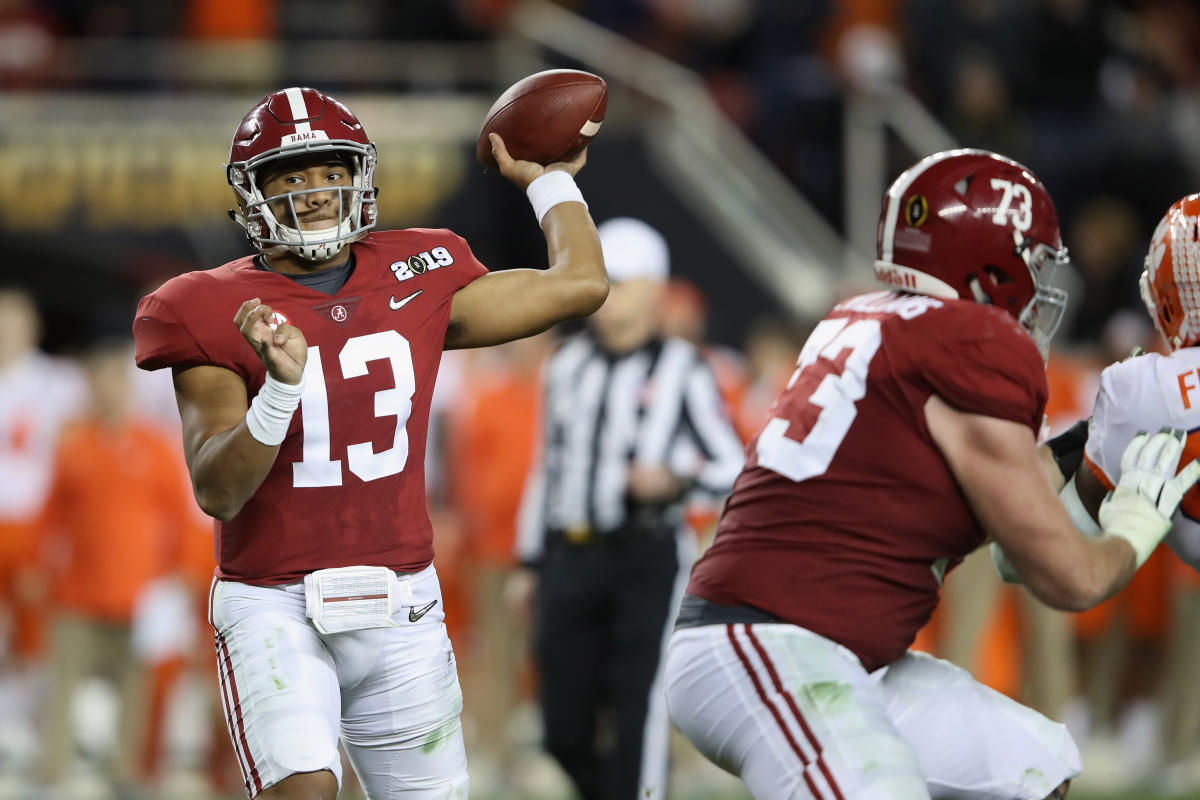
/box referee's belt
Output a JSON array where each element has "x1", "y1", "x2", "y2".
[{"x1": 548, "y1": 520, "x2": 673, "y2": 547}]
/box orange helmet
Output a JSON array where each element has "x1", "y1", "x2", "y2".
[{"x1": 1141, "y1": 193, "x2": 1200, "y2": 352}]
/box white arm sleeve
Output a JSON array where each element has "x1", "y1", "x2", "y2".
[{"x1": 1061, "y1": 474, "x2": 1102, "y2": 537}]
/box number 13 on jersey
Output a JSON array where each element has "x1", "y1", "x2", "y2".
[
  {"x1": 756, "y1": 318, "x2": 882, "y2": 482},
  {"x1": 292, "y1": 330, "x2": 417, "y2": 488}
]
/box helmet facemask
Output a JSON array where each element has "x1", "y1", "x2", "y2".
[
  {"x1": 1016, "y1": 236, "x2": 1070, "y2": 360},
  {"x1": 229, "y1": 141, "x2": 378, "y2": 262}
]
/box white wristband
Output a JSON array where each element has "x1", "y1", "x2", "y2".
[
  {"x1": 1061, "y1": 475, "x2": 1103, "y2": 537},
  {"x1": 988, "y1": 542, "x2": 1022, "y2": 584},
  {"x1": 526, "y1": 171, "x2": 586, "y2": 226},
  {"x1": 245, "y1": 373, "x2": 305, "y2": 446}
]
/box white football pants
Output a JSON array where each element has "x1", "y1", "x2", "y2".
[
  {"x1": 208, "y1": 565, "x2": 469, "y2": 799},
  {"x1": 665, "y1": 623, "x2": 1080, "y2": 800}
]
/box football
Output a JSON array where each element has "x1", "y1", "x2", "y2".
[{"x1": 477, "y1": 69, "x2": 608, "y2": 169}]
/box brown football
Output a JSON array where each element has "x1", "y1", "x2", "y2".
[{"x1": 477, "y1": 69, "x2": 608, "y2": 169}]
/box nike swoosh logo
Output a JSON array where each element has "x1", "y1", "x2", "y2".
[
  {"x1": 408, "y1": 599, "x2": 438, "y2": 623},
  {"x1": 389, "y1": 290, "x2": 422, "y2": 310}
]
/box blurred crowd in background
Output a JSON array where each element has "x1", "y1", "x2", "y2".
[{"x1": 4, "y1": 0, "x2": 1200, "y2": 798}]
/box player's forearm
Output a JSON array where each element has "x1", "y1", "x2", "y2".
[
  {"x1": 190, "y1": 424, "x2": 280, "y2": 522},
  {"x1": 1051, "y1": 534, "x2": 1132, "y2": 609},
  {"x1": 1019, "y1": 532, "x2": 1137, "y2": 611},
  {"x1": 993, "y1": 508, "x2": 1138, "y2": 609},
  {"x1": 540, "y1": 202, "x2": 608, "y2": 318},
  {"x1": 1081, "y1": 535, "x2": 1140, "y2": 605}
]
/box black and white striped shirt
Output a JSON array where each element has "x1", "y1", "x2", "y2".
[{"x1": 516, "y1": 332, "x2": 745, "y2": 563}]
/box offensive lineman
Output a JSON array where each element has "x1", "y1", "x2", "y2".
[
  {"x1": 132, "y1": 87, "x2": 607, "y2": 799},
  {"x1": 664, "y1": 149, "x2": 1200, "y2": 799}
]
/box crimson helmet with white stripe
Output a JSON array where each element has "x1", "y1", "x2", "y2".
[
  {"x1": 1141, "y1": 194, "x2": 1200, "y2": 352},
  {"x1": 875, "y1": 148, "x2": 1069, "y2": 357},
  {"x1": 226, "y1": 87, "x2": 378, "y2": 261}
]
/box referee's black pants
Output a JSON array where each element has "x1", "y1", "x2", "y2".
[{"x1": 534, "y1": 528, "x2": 686, "y2": 800}]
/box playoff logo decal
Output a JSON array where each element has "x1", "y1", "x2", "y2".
[
  {"x1": 389, "y1": 246, "x2": 456, "y2": 284},
  {"x1": 905, "y1": 194, "x2": 928, "y2": 227}
]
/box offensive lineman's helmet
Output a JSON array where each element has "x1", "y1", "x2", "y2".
[
  {"x1": 1141, "y1": 193, "x2": 1200, "y2": 352},
  {"x1": 227, "y1": 87, "x2": 377, "y2": 261},
  {"x1": 875, "y1": 149, "x2": 1069, "y2": 357}
]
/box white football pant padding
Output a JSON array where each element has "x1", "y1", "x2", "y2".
[
  {"x1": 209, "y1": 566, "x2": 468, "y2": 799},
  {"x1": 667, "y1": 624, "x2": 1082, "y2": 800},
  {"x1": 876, "y1": 651, "x2": 1081, "y2": 799},
  {"x1": 666, "y1": 623, "x2": 930, "y2": 800}
]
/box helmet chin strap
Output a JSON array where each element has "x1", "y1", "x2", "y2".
[
  {"x1": 291, "y1": 239, "x2": 346, "y2": 262},
  {"x1": 276, "y1": 218, "x2": 351, "y2": 261},
  {"x1": 966, "y1": 276, "x2": 992, "y2": 305}
]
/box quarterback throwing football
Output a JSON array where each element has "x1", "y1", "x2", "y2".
[
  {"x1": 665, "y1": 150, "x2": 1200, "y2": 799},
  {"x1": 133, "y1": 87, "x2": 606, "y2": 799}
]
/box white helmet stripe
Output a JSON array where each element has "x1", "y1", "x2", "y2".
[
  {"x1": 283, "y1": 87, "x2": 312, "y2": 135},
  {"x1": 873, "y1": 261, "x2": 959, "y2": 299},
  {"x1": 880, "y1": 147, "x2": 1000, "y2": 263}
]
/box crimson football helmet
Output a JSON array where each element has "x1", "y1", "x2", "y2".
[
  {"x1": 227, "y1": 87, "x2": 377, "y2": 261},
  {"x1": 875, "y1": 148, "x2": 1069, "y2": 357},
  {"x1": 1141, "y1": 193, "x2": 1200, "y2": 352}
]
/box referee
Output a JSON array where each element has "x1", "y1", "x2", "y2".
[{"x1": 515, "y1": 218, "x2": 744, "y2": 800}]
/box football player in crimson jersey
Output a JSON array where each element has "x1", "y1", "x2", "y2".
[
  {"x1": 132, "y1": 87, "x2": 606, "y2": 800},
  {"x1": 664, "y1": 149, "x2": 1200, "y2": 800}
]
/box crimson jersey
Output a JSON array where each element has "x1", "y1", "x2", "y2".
[
  {"x1": 133, "y1": 230, "x2": 487, "y2": 585},
  {"x1": 687, "y1": 291, "x2": 1047, "y2": 671}
]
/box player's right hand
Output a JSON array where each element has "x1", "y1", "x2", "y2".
[
  {"x1": 234, "y1": 298, "x2": 307, "y2": 385},
  {"x1": 1099, "y1": 428, "x2": 1200, "y2": 567},
  {"x1": 489, "y1": 132, "x2": 587, "y2": 191}
]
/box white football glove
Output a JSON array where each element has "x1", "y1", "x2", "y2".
[{"x1": 1099, "y1": 428, "x2": 1200, "y2": 567}]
